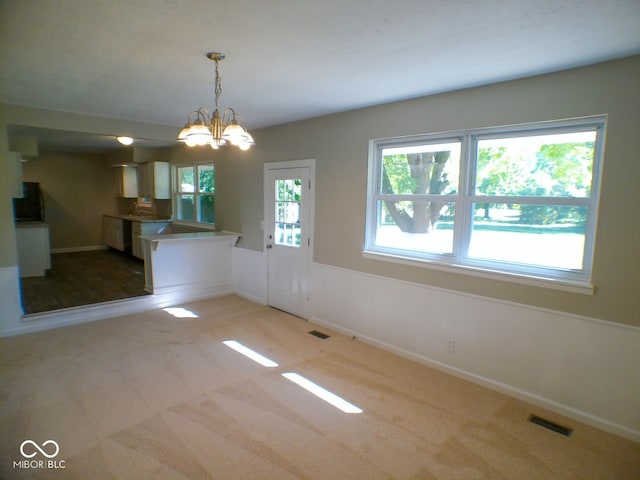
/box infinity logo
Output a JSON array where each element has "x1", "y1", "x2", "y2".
[{"x1": 19, "y1": 440, "x2": 60, "y2": 459}]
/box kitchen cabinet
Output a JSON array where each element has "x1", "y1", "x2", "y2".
[
  {"x1": 115, "y1": 166, "x2": 138, "y2": 198},
  {"x1": 138, "y1": 161, "x2": 170, "y2": 199},
  {"x1": 103, "y1": 215, "x2": 125, "y2": 251},
  {"x1": 8, "y1": 152, "x2": 24, "y2": 198},
  {"x1": 15, "y1": 223, "x2": 51, "y2": 277},
  {"x1": 6, "y1": 152, "x2": 22, "y2": 198},
  {"x1": 131, "y1": 220, "x2": 169, "y2": 259}
]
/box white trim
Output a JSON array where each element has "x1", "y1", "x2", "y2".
[
  {"x1": 172, "y1": 162, "x2": 215, "y2": 226},
  {"x1": 264, "y1": 159, "x2": 316, "y2": 318},
  {"x1": 365, "y1": 115, "x2": 606, "y2": 287},
  {"x1": 362, "y1": 251, "x2": 594, "y2": 295}
]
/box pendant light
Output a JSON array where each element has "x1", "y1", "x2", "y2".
[{"x1": 177, "y1": 52, "x2": 254, "y2": 150}]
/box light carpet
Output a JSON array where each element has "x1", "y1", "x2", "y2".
[{"x1": 1, "y1": 295, "x2": 638, "y2": 479}]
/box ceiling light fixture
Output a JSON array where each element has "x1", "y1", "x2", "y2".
[
  {"x1": 177, "y1": 52, "x2": 254, "y2": 151},
  {"x1": 116, "y1": 136, "x2": 134, "y2": 146}
]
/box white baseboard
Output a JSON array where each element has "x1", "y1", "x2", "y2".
[
  {"x1": 50, "y1": 245, "x2": 108, "y2": 254},
  {"x1": 5, "y1": 283, "x2": 235, "y2": 337}
]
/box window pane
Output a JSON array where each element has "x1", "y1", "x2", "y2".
[
  {"x1": 198, "y1": 194, "x2": 214, "y2": 223},
  {"x1": 381, "y1": 142, "x2": 460, "y2": 195},
  {"x1": 276, "y1": 200, "x2": 299, "y2": 224},
  {"x1": 274, "y1": 178, "x2": 302, "y2": 247},
  {"x1": 198, "y1": 164, "x2": 214, "y2": 193},
  {"x1": 178, "y1": 166, "x2": 195, "y2": 193},
  {"x1": 178, "y1": 194, "x2": 194, "y2": 221},
  {"x1": 276, "y1": 178, "x2": 301, "y2": 202},
  {"x1": 468, "y1": 203, "x2": 587, "y2": 270},
  {"x1": 375, "y1": 200, "x2": 454, "y2": 254},
  {"x1": 475, "y1": 131, "x2": 595, "y2": 197},
  {"x1": 275, "y1": 223, "x2": 301, "y2": 247}
]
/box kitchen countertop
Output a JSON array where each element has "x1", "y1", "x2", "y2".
[
  {"x1": 141, "y1": 230, "x2": 240, "y2": 242},
  {"x1": 15, "y1": 221, "x2": 49, "y2": 228},
  {"x1": 103, "y1": 214, "x2": 171, "y2": 223}
]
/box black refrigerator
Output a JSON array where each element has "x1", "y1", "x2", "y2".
[{"x1": 13, "y1": 182, "x2": 45, "y2": 222}]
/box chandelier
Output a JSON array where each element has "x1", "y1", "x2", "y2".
[{"x1": 177, "y1": 52, "x2": 254, "y2": 150}]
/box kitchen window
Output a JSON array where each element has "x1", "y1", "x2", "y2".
[
  {"x1": 364, "y1": 116, "x2": 606, "y2": 291},
  {"x1": 175, "y1": 163, "x2": 215, "y2": 224}
]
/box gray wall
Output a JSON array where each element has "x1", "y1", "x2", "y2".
[
  {"x1": 21, "y1": 151, "x2": 117, "y2": 249},
  {"x1": 217, "y1": 56, "x2": 640, "y2": 326},
  {"x1": 1, "y1": 56, "x2": 639, "y2": 327}
]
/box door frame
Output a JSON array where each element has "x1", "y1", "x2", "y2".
[{"x1": 263, "y1": 159, "x2": 315, "y2": 318}]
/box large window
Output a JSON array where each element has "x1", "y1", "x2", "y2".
[
  {"x1": 365, "y1": 117, "x2": 605, "y2": 289},
  {"x1": 175, "y1": 163, "x2": 214, "y2": 224}
]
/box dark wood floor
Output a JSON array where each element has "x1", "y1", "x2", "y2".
[{"x1": 20, "y1": 249, "x2": 150, "y2": 314}]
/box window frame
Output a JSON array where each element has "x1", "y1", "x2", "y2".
[
  {"x1": 364, "y1": 116, "x2": 606, "y2": 293},
  {"x1": 173, "y1": 162, "x2": 215, "y2": 226}
]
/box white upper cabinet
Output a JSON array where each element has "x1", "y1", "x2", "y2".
[{"x1": 115, "y1": 166, "x2": 138, "y2": 198}]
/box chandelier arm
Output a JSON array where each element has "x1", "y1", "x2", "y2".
[
  {"x1": 222, "y1": 107, "x2": 236, "y2": 124},
  {"x1": 188, "y1": 107, "x2": 210, "y2": 124}
]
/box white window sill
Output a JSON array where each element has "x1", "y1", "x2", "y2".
[{"x1": 362, "y1": 250, "x2": 594, "y2": 295}]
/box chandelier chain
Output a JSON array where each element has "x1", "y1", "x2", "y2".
[{"x1": 214, "y1": 60, "x2": 222, "y2": 110}]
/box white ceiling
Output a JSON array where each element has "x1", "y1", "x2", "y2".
[{"x1": 1, "y1": 0, "x2": 639, "y2": 141}]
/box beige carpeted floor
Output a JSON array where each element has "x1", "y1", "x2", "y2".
[{"x1": 1, "y1": 295, "x2": 638, "y2": 479}]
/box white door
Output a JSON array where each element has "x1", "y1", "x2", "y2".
[{"x1": 264, "y1": 161, "x2": 314, "y2": 318}]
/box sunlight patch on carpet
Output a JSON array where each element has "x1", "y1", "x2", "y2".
[
  {"x1": 223, "y1": 340, "x2": 279, "y2": 367},
  {"x1": 162, "y1": 307, "x2": 199, "y2": 318},
  {"x1": 282, "y1": 372, "x2": 363, "y2": 413}
]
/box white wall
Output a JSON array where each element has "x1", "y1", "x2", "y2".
[{"x1": 232, "y1": 246, "x2": 267, "y2": 304}]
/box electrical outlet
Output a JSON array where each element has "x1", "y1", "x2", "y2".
[{"x1": 447, "y1": 339, "x2": 455, "y2": 353}]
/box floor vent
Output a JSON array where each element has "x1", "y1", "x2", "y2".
[
  {"x1": 528, "y1": 415, "x2": 573, "y2": 437},
  {"x1": 309, "y1": 330, "x2": 330, "y2": 339}
]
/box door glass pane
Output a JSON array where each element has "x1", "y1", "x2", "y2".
[
  {"x1": 375, "y1": 200, "x2": 455, "y2": 254},
  {"x1": 475, "y1": 131, "x2": 596, "y2": 197},
  {"x1": 274, "y1": 179, "x2": 302, "y2": 247},
  {"x1": 468, "y1": 203, "x2": 587, "y2": 270}
]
